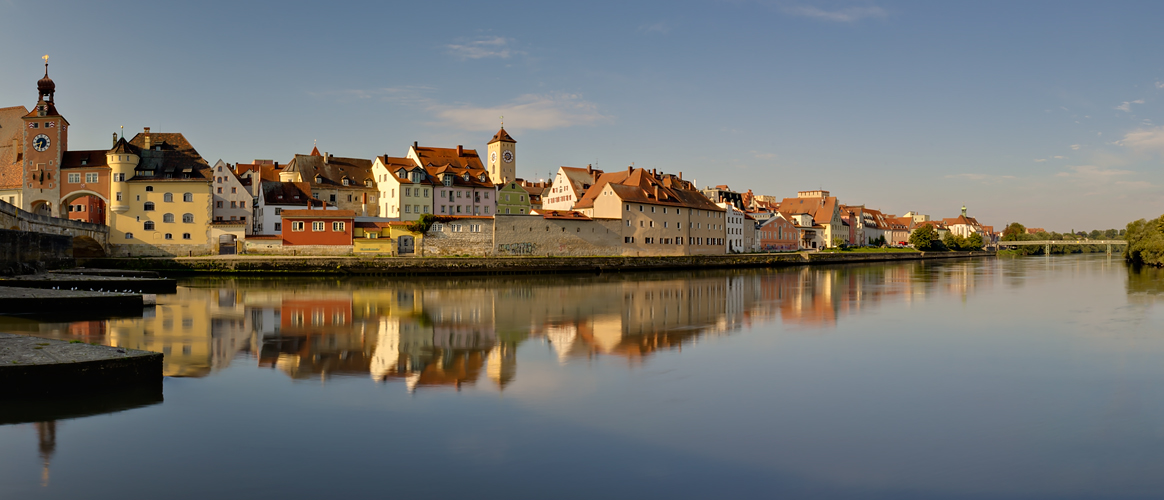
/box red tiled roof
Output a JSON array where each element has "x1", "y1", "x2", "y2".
[
  {"x1": 413, "y1": 146, "x2": 485, "y2": 170},
  {"x1": 62, "y1": 150, "x2": 110, "y2": 169},
  {"x1": 280, "y1": 209, "x2": 356, "y2": 218},
  {"x1": 534, "y1": 209, "x2": 591, "y2": 220},
  {"x1": 574, "y1": 167, "x2": 721, "y2": 211}
]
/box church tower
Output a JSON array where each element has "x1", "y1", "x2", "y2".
[
  {"x1": 21, "y1": 56, "x2": 69, "y2": 216},
  {"x1": 486, "y1": 126, "x2": 516, "y2": 184}
]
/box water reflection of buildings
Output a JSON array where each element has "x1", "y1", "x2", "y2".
[{"x1": 30, "y1": 260, "x2": 996, "y2": 385}]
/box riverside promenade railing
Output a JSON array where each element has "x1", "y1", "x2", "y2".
[{"x1": 998, "y1": 239, "x2": 1126, "y2": 254}]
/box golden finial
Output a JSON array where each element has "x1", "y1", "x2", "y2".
[{"x1": 500, "y1": 115, "x2": 504, "y2": 128}]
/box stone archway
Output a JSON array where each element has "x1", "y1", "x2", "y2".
[
  {"x1": 73, "y1": 235, "x2": 106, "y2": 258},
  {"x1": 29, "y1": 200, "x2": 54, "y2": 217},
  {"x1": 60, "y1": 190, "x2": 109, "y2": 225}
]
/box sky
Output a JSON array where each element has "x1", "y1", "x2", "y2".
[{"x1": 2, "y1": 0, "x2": 1163, "y2": 231}]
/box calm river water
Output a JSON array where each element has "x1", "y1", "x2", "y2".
[{"x1": 2, "y1": 254, "x2": 1164, "y2": 499}]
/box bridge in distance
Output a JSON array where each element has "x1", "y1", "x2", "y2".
[{"x1": 997, "y1": 240, "x2": 1126, "y2": 254}]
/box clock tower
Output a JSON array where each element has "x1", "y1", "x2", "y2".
[
  {"x1": 486, "y1": 126, "x2": 516, "y2": 185},
  {"x1": 21, "y1": 57, "x2": 69, "y2": 216}
]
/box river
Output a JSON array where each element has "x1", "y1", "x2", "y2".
[{"x1": 2, "y1": 254, "x2": 1163, "y2": 499}]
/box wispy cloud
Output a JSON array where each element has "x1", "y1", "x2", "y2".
[
  {"x1": 1156, "y1": 81, "x2": 1164, "y2": 89},
  {"x1": 1070, "y1": 144, "x2": 1081, "y2": 150},
  {"x1": 430, "y1": 93, "x2": 611, "y2": 131},
  {"x1": 1055, "y1": 165, "x2": 1134, "y2": 181},
  {"x1": 638, "y1": 20, "x2": 674, "y2": 34},
  {"x1": 781, "y1": 4, "x2": 886, "y2": 22},
  {"x1": 1052, "y1": 155, "x2": 1067, "y2": 160},
  {"x1": 1033, "y1": 158, "x2": 1047, "y2": 163},
  {"x1": 445, "y1": 36, "x2": 521, "y2": 60},
  {"x1": 750, "y1": 151, "x2": 778, "y2": 160},
  {"x1": 1117, "y1": 126, "x2": 1164, "y2": 154},
  {"x1": 945, "y1": 173, "x2": 1015, "y2": 184},
  {"x1": 1115, "y1": 99, "x2": 1145, "y2": 112}
]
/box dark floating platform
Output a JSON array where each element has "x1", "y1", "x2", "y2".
[
  {"x1": 0, "y1": 287, "x2": 144, "y2": 315},
  {"x1": 0, "y1": 333, "x2": 163, "y2": 398},
  {"x1": 0, "y1": 273, "x2": 177, "y2": 294}
]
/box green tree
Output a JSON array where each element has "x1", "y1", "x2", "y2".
[
  {"x1": 1125, "y1": 215, "x2": 1164, "y2": 266},
  {"x1": 1002, "y1": 222, "x2": 1027, "y2": 241},
  {"x1": 965, "y1": 233, "x2": 984, "y2": 250},
  {"x1": 943, "y1": 232, "x2": 967, "y2": 251},
  {"x1": 910, "y1": 225, "x2": 943, "y2": 251}
]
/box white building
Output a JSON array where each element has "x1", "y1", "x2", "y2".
[
  {"x1": 543, "y1": 165, "x2": 602, "y2": 211},
  {"x1": 211, "y1": 160, "x2": 254, "y2": 234},
  {"x1": 252, "y1": 180, "x2": 332, "y2": 235},
  {"x1": 718, "y1": 202, "x2": 747, "y2": 253}
]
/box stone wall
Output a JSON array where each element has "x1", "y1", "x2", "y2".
[
  {"x1": 0, "y1": 228, "x2": 74, "y2": 275},
  {"x1": 0, "y1": 199, "x2": 108, "y2": 248},
  {"x1": 247, "y1": 242, "x2": 354, "y2": 256},
  {"x1": 108, "y1": 243, "x2": 216, "y2": 257},
  {"x1": 494, "y1": 215, "x2": 622, "y2": 256},
  {"x1": 423, "y1": 218, "x2": 494, "y2": 256}
]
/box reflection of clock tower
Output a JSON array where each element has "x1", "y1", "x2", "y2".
[
  {"x1": 21, "y1": 58, "x2": 69, "y2": 216},
  {"x1": 486, "y1": 126, "x2": 516, "y2": 184}
]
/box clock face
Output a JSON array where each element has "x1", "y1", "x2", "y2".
[
  {"x1": 502, "y1": 150, "x2": 514, "y2": 163},
  {"x1": 490, "y1": 151, "x2": 497, "y2": 163},
  {"x1": 33, "y1": 134, "x2": 50, "y2": 152}
]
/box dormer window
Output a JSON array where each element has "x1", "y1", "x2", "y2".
[
  {"x1": 462, "y1": 173, "x2": 470, "y2": 181},
  {"x1": 478, "y1": 173, "x2": 486, "y2": 182},
  {"x1": 365, "y1": 180, "x2": 372, "y2": 187},
  {"x1": 443, "y1": 175, "x2": 453, "y2": 187},
  {"x1": 397, "y1": 169, "x2": 407, "y2": 178},
  {"x1": 342, "y1": 178, "x2": 350, "y2": 186},
  {"x1": 314, "y1": 175, "x2": 323, "y2": 184}
]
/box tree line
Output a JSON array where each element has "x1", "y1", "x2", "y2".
[
  {"x1": 998, "y1": 222, "x2": 1125, "y2": 256},
  {"x1": 1125, "y1": 215, "x2": 1164, "y2": 267}
]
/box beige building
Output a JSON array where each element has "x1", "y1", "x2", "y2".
[
  {"x1": 776, "y1": 190, "x2": 845, "y2": 248},
  {"x1": 574, "y1": 167, "x2": 726, "y2": 256},
  {"x1": 283, "y1": 146, "x2": 377, "y2": 216},
  {"x1": 543, "y1": 165, "x2": 602, "y2": 211}
]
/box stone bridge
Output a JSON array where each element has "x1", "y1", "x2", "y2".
[
  {"x1": 0, "y1": 200, "x2": 109, "y2": 257},
  {"x1": 998, "y1": 239, "x2": 1126, "y2": 254}
]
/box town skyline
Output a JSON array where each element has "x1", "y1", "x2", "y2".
[{"x1": 2, "y1": 1, "x2": 1161, "y2": 231}]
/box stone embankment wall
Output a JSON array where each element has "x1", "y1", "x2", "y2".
[
  {"x1": 494, "y1": 215, "x2": 622, "y2": 257},
  {"x1": 0, "y1": 200, "x2": 108, "y2": 248},
  {"x1": 0, "y1": 228, "x2": 73, "y2": 275},
  {"x1": 424, "y1": 219, "x2": 495, "y2": 256},
  {"x1": 84, "y1": 250, "x2": 995, "y2": 275}
]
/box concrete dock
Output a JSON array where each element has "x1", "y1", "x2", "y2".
[
  {"x1": 0, "y1": 286, "x2": 143, "y2": 315},
  {"x1": 0, "y1": 333, "x2": 162, "y2": 397},
  {"x1": 0, "y1": 273, "x2": 177, "y2": 294}
]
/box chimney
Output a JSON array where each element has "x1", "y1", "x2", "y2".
[
  {"x1": 112, "y1": 133, "x2": 117, "y2": 147},
  {"x1": 324, "y1": 152, "x2": 329, "y2": 165},
  {"x1": 678, "y1": 171, "x2": 683, "y2": 180},
  {"x1": 627, "y1": 165, "x2": 633, "y2": 173},
  {"x1": 457, "y1": 145, "x2": 463, "y2": 156},
  {"x1": 413, "y1": 141, "x2": 418, "y2": 149},
  {"x1": 143, "y1": 127, "x2": 151, "y2": 150},
  {"x1": 587, "y1": 164, "x2": 592, "y2": 174}
]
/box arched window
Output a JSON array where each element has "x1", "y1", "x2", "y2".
[
  {"x1": 163, "y1": 193, "x2": 173, "y2": 202},
  {"x1": 144, "y1": 221, "x2": 155, "y2": 230},
  {"x1": 183, "y1": 193, "x2": 193, "y2": 202},
  {"x1": 163, "y1": 213, "x2": 174, "y2": 223},
  {"x1": 144, "y1": 202, "x2": 155, "y2": 211},
  {"x1": 182, "y1": 233, "x2": 191, "y2": 240},
  {"x1": 145, "y1": 186, "x2": 154, "y2": 192},
  {"x1": 164, "y1": 233, "x2": 172, "y2": 240},
  {"x1": 125, "y1": 232, "x2": 134, "y2": 239},
  {"x1": 182, "y1": 213, "x2": 194, "y2": 223}
]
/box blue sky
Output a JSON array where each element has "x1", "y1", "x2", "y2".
[{"x1": 3, "y1": 0, "x2": 1163, "y2": 231}]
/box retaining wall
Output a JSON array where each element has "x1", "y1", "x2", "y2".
[
  {"x1": 494, "y1": 215, "x2": 622, "y2": 256},
  {"x1": 0, "y1": 228, "x2": 74, "y2": 275}
]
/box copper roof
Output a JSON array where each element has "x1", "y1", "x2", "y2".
[{"x1": 487, "y1": 126, "x2": 516, "y2": 144}]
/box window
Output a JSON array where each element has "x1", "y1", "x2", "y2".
[
  {"x1": 312, "y1": 221, "x2": 325, "y2": 231},
  {"x1": 125, "y1": 232, "x2": 133, "y2": 239},
  {"x1": 67, "y1": 173, "x2": 80, "y2": 183},
  {"x1": 146, "y1": 186, "x2": 154, "y2": 192},
  {"x1": 625, "y1": 237, "x2": 635, "y2": 243},
  {"x1": 231, "y1": 187, "x2": 236, "y2": 194},
  {"x1": 183, "y1": 192, "x2": 193, "y2": 202},
  {"x1": 332, "y1": 221, "x2": 345, "y2": 232},
  {"x1": 274, "y1": 208, "x2": 282, "y2": 215},
  {"x1": 291, "y1": 221, "x2": 304, "y2": 231},
  {"x1": 230, "y1": 201, "x2": 237, "y2": 208},
  {"x1": 164, "y1": 233, "x2": 173, "y2": 240},
  {"x1": 163, "y1": 193, "x2": 173, "y2": 202},
  {"x1": 626, "y1": 219, "x2": 631, "y2": 227},
  {"x1": 405, "y1": 188, "x2": 411, "y2": 197},
  {"x1": 144, "y1": 202, "x2": 155, "y2": 211},
  {"x1": 163, "y1": 213, "x2": 174, "y2": 223},
  {"x1": 182, "y1": 213, "x2": 194, "y2": 223},
  {"x1": 274, "y1": 222, "x2": 282, "y2": 231},
  {"x1": 217, "y1": 187, "x2": 223, "y2": 194},
  {"x1": 216, "y1": 201, "x2": 223, "y2": 208},
  {"x1": 645, "y1": 237, "x2": 654, "y2": 244},
  {"x1": 144, "y1": 221, "x2": 155, "y2": 230},
  {"x1": 116, "y1": 192, "x2": 123, "y2": 201},
  {"x1": 405, "y1": 205, "x2": 411, "y2": 213},
  {"x1": 639, "y1": 205, "x2": 643, "y2": 212}
]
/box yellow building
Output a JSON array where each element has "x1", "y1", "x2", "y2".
[{"x1": 107, "y1": 128, "x2": 215, "y2": 256}]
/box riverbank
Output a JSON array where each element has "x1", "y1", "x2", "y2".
[
  {"x1": 0, "y1": 333, "x2": 162, "y2": 397},
  {"x1": 81, "y1": 250, "x2": 996, "y2": 276}
]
